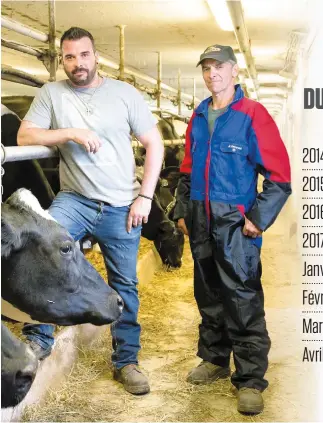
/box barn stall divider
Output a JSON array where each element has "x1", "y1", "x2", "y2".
[{"x1": 1, "y1": 0, "x2": 199, "y2": 118}]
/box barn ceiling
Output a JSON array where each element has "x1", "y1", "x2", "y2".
[{"x1": 1, "y1": 0, "x2": 310, "y2": 116}]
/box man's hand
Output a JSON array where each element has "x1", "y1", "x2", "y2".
[
  {"x1": 71, "y1": 128, "x2": 102, "y2": 153},
  {"x1": 243, "y1": 217, "x2": 262, "y2": 238},
  {"x1": 127, "y1": 196, "x2": 152, "y2": 233},
  {"x1": 178, "y1": 218, "x2": 188, "y2": 236}
]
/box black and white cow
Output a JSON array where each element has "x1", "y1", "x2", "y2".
[
  {"x1": 141, "y1": 195, "x2": 184, "y2": 268},
  {"x1": 135, "y1": 167, "x2": 184, "y2": 267},
  {"x1": 1, "y1": 324, "x2": 38, "y2": 409},
  {"x1": 1, "y1": 104, "x2": 55, "y2": 209},
  {"x1": 1, "y1": 95, "x2": 33, "y2": 120},
  {"x1": 155, "y1": 116, "x2": 185, "y2": 168},
  {"x1": 1, "y1": 188, "x2": 123, "y2": 325}
]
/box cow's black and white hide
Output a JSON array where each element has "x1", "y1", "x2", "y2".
[
  {"x1": 1, "y1": 324, "x2": 38, "y2": 409},
  {"x1": 1, "y1": 105, "x2": 55, "y2": 209},
  {"x1": 1, "y1": 189, "x2": 123, "y2": 326},
  {"x1": 157, "y1": 117, "x2": 180, "y2": 140},
  {"x1": 141, "y1": 195, "x2": 184, "y2": 268}
]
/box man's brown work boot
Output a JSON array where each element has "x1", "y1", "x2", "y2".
[
  {"x1": 237, "y1": 387, "x2": 264, "y2": 415},
  {"x1": 113, "y1": 364, "x2": 150, "y2": 395},
  {"x1": 186, "y1": 360, "x2": 230, "y2": 385}
]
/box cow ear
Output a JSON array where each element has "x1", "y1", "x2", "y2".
[
  {"x1": 159, "y1": 220, "x2": 174, "y2": 233},
  {"x1": 159, "y1": 166, "x2": 180, "y2": 179},
  {"x1": 1, "y1": 210, "x2": 25, "y2": 258}
]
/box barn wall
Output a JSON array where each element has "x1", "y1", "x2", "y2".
[
  {"x1": 297, "y1": 11, "x2": 323, "y2": 420},
  {"x1": 279, "y1": 4, "x2": 321, "y2": 250},
  {"x1": 280, "y1": 6, "x2": 322, "y2": 417}
]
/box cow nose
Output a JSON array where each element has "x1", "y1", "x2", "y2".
[
  {"x1": 117, "y1": 295, "x2": 124, "y2": 312},
  {"x1": 15, "y1": 361, "x2": 37, "y2": 393}
]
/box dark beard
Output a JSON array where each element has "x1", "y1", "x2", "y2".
[{"x1": 65, "y1": 64, "x2": 97, "y2": 86}]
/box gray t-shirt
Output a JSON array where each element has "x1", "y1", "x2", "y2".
[
  {"x1": 208, "y1": 105, "x2": 227, "y2": 135},
  {"x1": 24, "y1": 78, "x2": 157, "y2": 206}
]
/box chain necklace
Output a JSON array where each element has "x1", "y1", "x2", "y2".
[{"x1": 66, "y1": 76, "x2": 103, "y2": 116}]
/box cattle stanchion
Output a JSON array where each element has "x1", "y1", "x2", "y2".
[
  {"x1": 1, "y1": 38, "x2": 43, "y2": 58},
  {"x1": 1, "y1": 15, "x2": 200, "y2": 109},
  {"x1": 47, "y1": 0, "x2": 58, "y2": 82},
  {"x1": 177, "y1": 69, "x2": 182, "y2": 116},
  {"x1": 1, "y1": 65, "x2": 45, "y2": 87},
  {"x1": 187, "y1": 78, "x2": 196, "y2": 111},
  {"x1": 157, "y1": 51, "x2": 162, "y2": 109},
  {"x1": 116, "y1": 24, "x2": 126, "y2": 81}
]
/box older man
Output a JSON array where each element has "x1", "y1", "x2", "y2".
[
  {"x1": 174, "y1": 45, "x2": 291, "y2": 414},
  {"x1": 18, "y1": 27, "x2": 164, "y2": 395}
]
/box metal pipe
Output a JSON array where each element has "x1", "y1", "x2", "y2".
[
  {"x1": 131, "y1": 139, "x2": 184, "y2": 148},
  {"x1": 157, "y1": 52, "x2": 162, "y2": 108},
  {"x1": 48, "y1": 0, "x2": 57, "y2": 82},
  {"x1": 1, "y1": 140, "x2": 185, "y2": 164},
  {"x1": 116, "y1": 25, "x2": 126, "y2": 81},
  {"x1": 1, "y1": 145, "x2": 58, "y2": 164},
  {"x1": 1, "y1": 66, "x2": 45, "y2": 87},
  {"x1": 1, "y1": 38, "x2": 43, "y2": 57},
  {"x1": 1, "y1": 16, "x2": 198, "y2": 103},
  {"x1": 149, "y1": 107, "x2": 188, "y2": 121},
  {"x1": 1, "y1": 16, "x2": 48, "y2": 43},
  {"x1": 177, "y1": 69, "x2": 182, "y2": 115},
  {"x1": 1, "y1": 74, "x2": 41, "y2": 87},
  {"x1": 226, "y1": 0, "x2": 259, "y2": 100}
]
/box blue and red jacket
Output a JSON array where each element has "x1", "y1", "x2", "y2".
[{"x1": 174, "y1": 84, "x2": 292, "y2": 232}]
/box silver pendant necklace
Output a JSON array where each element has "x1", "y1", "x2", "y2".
[{"x1": 67, "y1": 76, "x2": 103, "y2": 116}]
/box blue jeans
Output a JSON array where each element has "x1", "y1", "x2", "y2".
[{"x1": 22, "y1": 191, "x2": 142, "y2": 369}]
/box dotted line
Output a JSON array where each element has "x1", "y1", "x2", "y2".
[
  {"x1": 302, "y1": 340, "x2": 323, "y2": 342},
  {"x1": 302, "y1": 311, "x2": 323, "y2": 313},
  {"x1": 302, "y1": 254, "x2": 323, "y2": 256},
  {"x1": 302, "y1": 283, "x2": 323, "y2": 285},
  {"x1": 302, "y1": 198, "x2": 323, "y2": 200},
  {"x1": 302, "y1": 226, "x2": 323, "y2": 228},
  {"x1": 302, "y1": 169, "x2": 323, "y2": 171}
]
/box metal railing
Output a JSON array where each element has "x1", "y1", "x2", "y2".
[
  {"x1": 1, "y1": 2, "x2": 199, "y2": 114},
  {"x1": 1, "y1": 139, "x2": 185, "y2": 165}
]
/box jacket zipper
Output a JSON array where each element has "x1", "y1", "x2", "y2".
[{"x1": 206, "y1": 106, "x2": 231, "y2": 198}]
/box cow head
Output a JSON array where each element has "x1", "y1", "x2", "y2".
[
  {"x1": 159, "y1": 166, "x2": 181, "y2": 195},
  {"x1": 1, "y1": 324, "x2": 38, "y2": 408},
  {"x1": 1, "y1": 189, "x2": 123, "y2": 326},
  {"x1": 154, "y1": 220, "x2": 184, "y2": 268}
]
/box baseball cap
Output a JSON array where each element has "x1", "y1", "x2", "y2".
[{"x1": 196, "y1": 44, "x2": 237, "y2": 67}]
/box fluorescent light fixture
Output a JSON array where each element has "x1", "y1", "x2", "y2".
[{"x1": 206, "y1": 0, "x2": 234, "y2": 31}]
